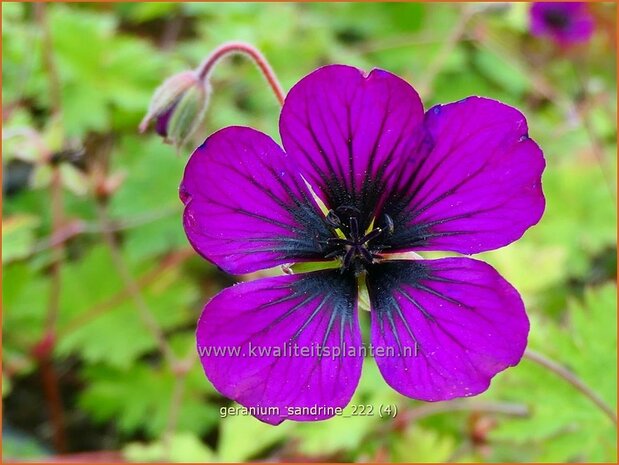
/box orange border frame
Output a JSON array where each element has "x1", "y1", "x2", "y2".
[{"x1": 0, "y1": 1, "x2": 617, "y2": 464}]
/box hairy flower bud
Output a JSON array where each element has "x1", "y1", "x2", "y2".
[{"x1": 140, "y1": 70, "x2": 211, "y2": 149}]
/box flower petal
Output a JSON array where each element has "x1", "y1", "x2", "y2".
[
  {"x1": 280, "y1": 64, "x2": 424, "y2": 231},
  {"x1": 367, "y1": 258, "x2": 528, "y2": 401},
  {"x1": 155, "y1": 103, "x2": 175, "y2": 137},
  {"x1": 197, "y1": 270, "x2": 363, "y2": 424},
  {"x1": 377, "y1": 97, "x2": 545, "y2": 255},
  {"x1": 181, "y1": 126, "x2": 333, "y2": 275}
]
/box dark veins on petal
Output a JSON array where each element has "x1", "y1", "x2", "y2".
[
  {"x1": 290, "y1": 102, "x2": 427, "y2": 273},
  {"x1": 259, "y1": 270, "x2": 358, "y2": 351},
  {"x1": 286, "y1": 87, "x2": 539, "y2": 273},
  {"x1": 366, "y1": 260, "x2": 434, "y2": 352},
  {"x1": 366, "y1": 104, "x2": 529, "y2": 253},
  {"x1": 286, "y1": 99, "x2": 394, "y2": 234},
  {"x1": 368, "y1": 129, "x2": 440, "y2": 250},
  {"x1": 183, "y1": 134, "x2": 335, "y2": 263},
  {"x1": 251, "y1": 161, "x2": 335, "y2": 260},
  {"x1": 365, "y1": 259, "x2": 483, "y2": 361},
  {"x1": 308, "y1": 126, "x2": 443, "y2": 270}
]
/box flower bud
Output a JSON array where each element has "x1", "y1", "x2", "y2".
[{"x1": 140, "y1": 70, "x2": 211, "y2": 149}]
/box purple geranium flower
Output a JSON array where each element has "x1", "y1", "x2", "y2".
[
  {"x1": 530, "y1": 2, "x2": 594, "y2": 45},
  {"x1": 181, "y1": 65, "x2": 545, "y2": 425}
]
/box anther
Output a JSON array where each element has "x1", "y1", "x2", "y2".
[
  {"x1": 361, "y1": 227, "x2": 383, "y2": 243},
  {"x1": 359, "y1": 247, "x2": 374, "y2": 263},
  {"x1": 325, "y1": 209, "x2": 342, "y2": 228},
  {"x1": 321, "y1": 205, "x2": 396, "y2": 271},
  {"x1": 349, "y1": 217, "x2": 359, "y2": 239},
  {"x1": 384, "y1": 214, "x2": 394, "y2": 234}
]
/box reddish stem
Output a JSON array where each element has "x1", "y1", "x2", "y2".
[
  {"x1": 95, "y1": 202, "x2": 177, "y2": 366},
  {"x1": 38, "y1": 354, "x2": 68, "y2": 452},
  {"x1": 33, "y1": 3, "x2": 68, "y2": 452},
  {"x1": 58, "y1": 248, "x2": 193, "y2": 339},
  {"x1": 46, "y1": 168, "x2": 64, "y2": 330},
  {"x1": 197, "y1": 41, "x2": 285, "y2": 106},
  {"x1": 34, "y1": 4, "x2": 62, "y2": 115}
]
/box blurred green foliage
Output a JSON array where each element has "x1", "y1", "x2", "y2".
[{"x1": 2, "y1": 2, "x2": 617, "y2": 463}]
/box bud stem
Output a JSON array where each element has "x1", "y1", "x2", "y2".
[
  {"x1": 197, "y1": 41, "x2": 285, "y2": 106},
  {"x1": 524, "y1": 349, "x2": 617, "y2": 425}
]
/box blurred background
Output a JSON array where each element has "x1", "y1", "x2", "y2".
[{"x1": 2, "y1": 2, "x2": 617, "y2": 462}]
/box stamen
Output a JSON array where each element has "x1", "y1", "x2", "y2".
[
  {"x1": 321, "y1": 205, "x2": 396, "y2": 272},
  {"x1": 325, "y1": 210, "x2": 342, "y2": 228},
  {"x1": 326, "y1": 237, "x2": 353, "y2": 246},
  {"x1": 325, "y1": 249, "x2": 343, "y2": 259},
  {"x1": 359, "y1": 247, "x2": 374, "y2": 264},
  {"x1": 349, "y1": 217, "x2": 359, "y2": 239},
  {"x1": 361, "y1": 227, "x2": 383, "y2": 243},
  {"x1": 342, "y1": 247, "x2": 355, "y2": 269},
  {"x1": 384, "y1": 214, "x2": 394, "y2": 234}
]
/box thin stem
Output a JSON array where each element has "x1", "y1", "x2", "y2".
[
  {"x1": 95, "y1": 202, "x2": 177, "y2": 366},
  {"x1": 159, "y1": 14, "x2": 183, "y2": 51},
  {"x1": 57, "y1": 248, "x2": 193, "y2": 339},
  {"x1": 39, "y1": 357, "x2": 68, "y2": 452},
  {"x1": 351, "y1": 399, "x2": 529, "y2": 462},
  {"x1": 34, "y1": 3, "x2": 67, "y2": 453},
  {"x1": 34, "y1": 3, "x2": 62, "y2": 116},
  {"x1": 37, "y1": 170, "x2": 66, "y2": 452},
  {"x1": 32, "y1": 205, "x2": 181, "y2": 255},
  {"x1": 417, "y1": 5, "x2": 476, "y2": 97},
  {"x1": 197, "y1": 41, "x2": 285, "y2": 106},
  {"x1": 398, "y1": 400, "x2": 529, "y2": 424},
  {"x1": 162, "y1": 353, "x2": 196, "y2": 459},
  {"x1": 476, "y1": 27, "x2": 571, "y2": 112},
  {"x1": 162, "y1": 375, "x2": 188, "y2": 457},
  {"x1": 366, "y1": 399, "x2": 529, "y2": 447},
  {"x1": 571, "y1": 63, "x2": 616, "y2": 204},
  {"x1": 524, "y1": 349, "x2": 617, "y2": 425},
  {"x1": 45, "y1": 168, "x2": 63, "y2": 330},
  {"x1": 355, "y1": 32, "x2": 474, "y2": 56}
]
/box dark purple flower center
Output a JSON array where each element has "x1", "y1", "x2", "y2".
[
  {"x1": 321, "y1": 205, "x2": 393, "y2": 274},
  {"x1": 543, "y1": 8, "x2": 571, "y2": 30}
]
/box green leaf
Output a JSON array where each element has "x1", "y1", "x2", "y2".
[
  {"x1": 473, "y1": 47, "x2": 531, "y2": 96},
  {"x1": 2, "y1": 214, "x2": 40, "y2": 263},
  {"x1": 391, "y1": 425, "x2": 456, "y2": 462},
  {"x1": 107, "y1": 136, "x2": 188, "y2": 262},
  {"x1": 292, "y1": 360, "x2": 396, "y2": 456},
  {"x1": 489, "y1": 284, "x2": 617, "y2": 462},
  {"x1": 48, "y1": 5, "x2": 163, "y2": 136},
  {"x1": 80, "y1": 361, "x2": 219, "y2": 437},
  {"x1": 2, "y1": 373, "x2": 12, "y2": 398},
  {"x1": 56, "y1": 246, "x2": 196, "y2": 368},
  {"x1": 2, "y1": 262, "x2": 49, "y2": 354},
  {"x1": 218, "y1": 411, "x2": 292, "y2": 461},
  {"x1": 124, "y1": 432, "x2": 215, "y2": 462}
]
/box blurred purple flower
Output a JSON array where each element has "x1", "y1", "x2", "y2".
[
  {"x1": 530, "y1": 2, "x2": 594, "y2": 45},
  {"x1": 181, "y1": 65, "x2": 546, "y2": 424}
]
